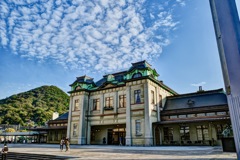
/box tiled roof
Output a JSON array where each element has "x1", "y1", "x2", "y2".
[
  {"x1": 55, "y1": 112, "x2": 69, "y2": 120},
  {"x1": 164, "y1": 89, "x2": 227, "y2": 110}
]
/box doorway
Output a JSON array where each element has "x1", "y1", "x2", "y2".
[{"x1": 107, "y1": 127, "x2": 126, "y2": 145}]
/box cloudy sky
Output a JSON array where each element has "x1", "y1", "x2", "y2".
[{"x1": 0, "y1": 0, "x2": 239, "y2": 99}]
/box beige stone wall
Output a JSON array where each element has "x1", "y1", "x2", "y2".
[{"x1": 68, "y1": 78, "x2": 175, "y2": 145}]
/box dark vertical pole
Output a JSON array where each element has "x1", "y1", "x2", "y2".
[{"x1": 210, "y1": 0, "x2": 240, "y2": 158}]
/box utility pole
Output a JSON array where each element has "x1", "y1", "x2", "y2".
[{"x1": 209, "y1": 0, "x2": 240, "y2": 159}]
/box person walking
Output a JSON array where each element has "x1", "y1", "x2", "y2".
[
  {"x1": 65, "y1": 138, "x2": 70, "y2": 152},
  {"x1": 1, "y1": 143, "x2": 8, "y2": 160},
  {"x1": 60, "y1": 138, "x2": 64, "y2": 152},
  {"x1": 119, "y1": 136, "x2": 122, "y2": 146}
]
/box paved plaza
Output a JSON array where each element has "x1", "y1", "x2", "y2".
[{"x1": 5, "y1": 144, "x2": 237, "y2": 160}]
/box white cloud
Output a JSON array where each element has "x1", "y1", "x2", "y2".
[
  {"x1": 176, "y1": 0, "x2": 186, "y2": 7},
  {"x1": 0, "y1": 0, "x2": 185, "y2": 72},
  {"x1": 191, "y1": 82, "x2": 206, "y2": 87}
]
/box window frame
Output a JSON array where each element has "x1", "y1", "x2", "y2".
[
  {"x1": 159, "y1": 95, "x2": 162, "y2": 109},
  {"x1": 163, "y1": 127, "x2": 173, "y2": 141},
  {"x1": 74, "y1": 99, "x2": 80, "y2": 111},
  {"x1": 73, "y1": 123, "x2": 78, "y2": 137},
  {"x1": 119, "y1": 95, "x2": 126, "y2": 108},
  {"x1": 132, "y1": 72, "x2": 142, "y2": 79},
  {"x1": 196, "y1": 125, "x2": 209, "y2": 141},
  {"x1": 180, "y1": 126, "x2": 190, "y2": 140},
  {"x1": 105, "y1": 97, "x2": 113, "y2": 108},
  {"x1": 135, "y1": 120, "x2": 142, "y2": 136},
  {"x1": 93, "y1": 98, "x2": 100, "y2": 110},
  {"x1": 151, "y1": 90, "x2": 155, "y2": 104},
  {"x1": 134, "y1": 90, "x2": 141, "y2": 104}
]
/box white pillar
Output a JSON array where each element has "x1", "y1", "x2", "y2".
[
  {"x1": 156, "y1": 86, "x2": 160, "y2": 121},
  {"x1": 125, "y1": 86, "x2": 132, "y2": 146},
  {"x1": 114, "y1": 91, "x2": 118, "y2": 113},
  {"x1": 78, "y1": 95, "x2": 86, "y2": 144},
  {"x1": 67, "y1": 96, "x2": 73, "y2": 139},
  {"x1": 100, "y1": 93, "x2": 104, "y2": 114},
  {"x1": 144, "y1": 81, "x2": 153, "y2": 146}
]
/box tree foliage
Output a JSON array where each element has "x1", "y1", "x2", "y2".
[
  {"x1": 0, "y1": 85, "x2": 69, "y2": 126},
  {"x1": 5, "y1": 128, "x2": 16, "y2": 132}
]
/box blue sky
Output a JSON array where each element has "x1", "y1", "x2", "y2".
[{"x1": 0, "y1": 0, "x2": 239, "y2": 99}]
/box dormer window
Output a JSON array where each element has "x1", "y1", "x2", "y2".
[
  {"x1": 187, "y1": 99, "x2": 195, "y2": 107},
  {"x1": 107, "y1": 74, "x2": 115, "y2": 81},
  {"x1": 76, "y1": 86, "x2": 81, "y2": 90},
  {"x1": 132, "y1": 72, "x2": 142, "y2": 79}
]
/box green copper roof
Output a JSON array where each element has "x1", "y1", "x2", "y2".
[{"x1": 69, "y1": 61, "x2": 176, "y2": 94}]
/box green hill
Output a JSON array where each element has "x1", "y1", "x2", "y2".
[{"x1": 0, "y1": 85, "x2": 69, "y2": 126}]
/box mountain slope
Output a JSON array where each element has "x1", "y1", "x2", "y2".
[{"x1": 0, "y1": 85, "x2": 69, "y2": 126}]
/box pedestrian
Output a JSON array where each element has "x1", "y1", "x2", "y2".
[
  {"x1": 102, "y1": 137, "x2": 106, "y2": 145},
  {"x1": 1, "y1": 143, "x2": 8, "y2": 160},
  {"x1": 60, "y1": 138, "x2": 64, "y2": 151},
  {"x1": 65, "y1": 138, "x2": 70, "y2": 152},
  {"x1": 119, "y1": 136, "x2": 122, "y2": 146}
]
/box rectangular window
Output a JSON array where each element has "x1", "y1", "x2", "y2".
[
  {"x1": 178, "y1": 115, "x2": 187, "y2": 118},
  {"x1": 119, "y1": 95, "x2": 126, "y2": 108},
  {"x1": 134, "y1": 90, "x2": 141, "y2": 103},
  {"x1": 159, "y1": 95, "x2": 162, "y2": 109},
  {"x1": 217, "y1": 112, "x2": 226, "y2": 115},
  {"x1": 163, "y1": 127, "x2": 173, "y2": 141},
  {"x1": 216, "y1": 124, "x2": 225, "y2": 140},
  {"x1": 206, "y1": 112, "x2": 216, "y2": 116},
  {"x1": 74, "y1": 99, "x2": 80, "y2": 111},
  {"x1": 151, "y1": 90, "x2": 155, "y2": 104},
  {"x1": 180, "y1": 126, "x2": 190, "y2": 140},
  {"x1": 197, "y1": 113, "x2": 206, "y2": 117},
  {"x1": 169, "y1": 115, "x2": 178, "y2": 119},
  {"x1": 135, "y1": 120, "x2": 141, "y2": 135},
  {"x1": 49, "y1": 131, "x2": 52, "y2": 141},
  {"x1": 105, "y1": 97, "x2": 113, "y2": 108},
  {"x1": 73, "y1": 123, "x2": 78, "y2": 137},
  {"x1": 93, "y1": 99, "x2": 100, "y2": 110},
  {"x1": 196, "y1": 125, "x2": 209, "y2": 140},
  {"x1": 187, "y1": 114, "x2": 195, "y2": 118},
  {"x1": 54, "y1": 131, "x2": 58, "y2": 141}
]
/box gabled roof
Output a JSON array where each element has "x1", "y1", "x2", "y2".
[
  {"x1": 96, "y1": 71, "x2": 126, "y2": 87},
  {"x1": 164, "y1": 89, "x2": 227, "y2": 110},
  {"x1": 55, "y1": 112, "x2": 69, "y2": 120},
  {"x1": 128, "y1": 60, "x2": 152, "y2": 72},
  {"x1": 70, "y1": 75, "x2": 94, "y2": 86}
]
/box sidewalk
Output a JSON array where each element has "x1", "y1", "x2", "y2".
[{"x1": 5, "y1": 144, "x2": 238, "y2": 159}]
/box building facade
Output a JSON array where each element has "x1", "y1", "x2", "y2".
[
  {"x1": 67, "y1": 61, "x2": 230, "y2": 146},
  {"x1": 31, "y1": 112, "x2": 68, "y2": 144},
  {"x1": 47, "y1": 112, "x2": 68, "y2": 143},
  {"x1": 67, "y1": 61, "x2": 176, "y2": 145},
  {"x1": 154, "y1": 88, "x2": 230, "y2": 146}
]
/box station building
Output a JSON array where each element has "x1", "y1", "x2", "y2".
[{"x1": 67, "y1": 61, "x2": 231, "y2": 146}]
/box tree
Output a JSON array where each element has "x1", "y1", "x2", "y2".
[{"x1": 5, "y1": 128, "x2": 16, "y2": 132}]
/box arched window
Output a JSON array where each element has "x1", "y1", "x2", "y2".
[
  {"x1": 75, "y1": 86, "x2": 81, "y2": 90},
  {"x1": 132, "y1": 72, "x2": 142, "y2": 79}
]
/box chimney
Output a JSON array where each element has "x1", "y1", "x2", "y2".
[
  {"x1": 197, "y1": 86, "x2": 204, "y2": 92},
  {"x1": 52, "y1": 112, "x2": 59, "y2": 120}
]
